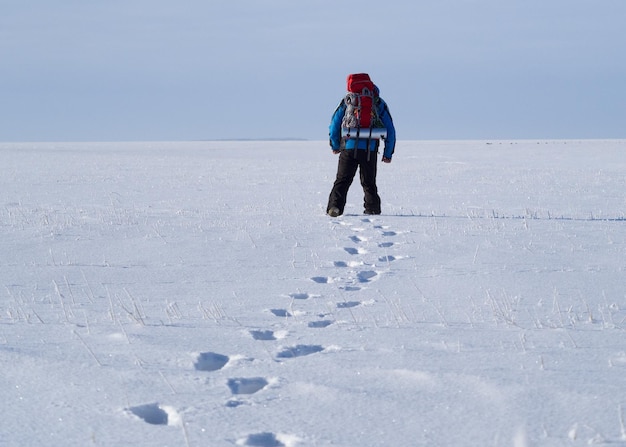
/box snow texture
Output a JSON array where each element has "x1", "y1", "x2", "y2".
[{"x1": 1, "y1": 140, "x2": 625, "y2": 446}]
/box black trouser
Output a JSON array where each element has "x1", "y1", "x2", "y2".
[{"x1": 327, "y1": 149, "x2": 381, "y2": 215}]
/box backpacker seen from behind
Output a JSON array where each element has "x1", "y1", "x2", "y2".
[{"x1": 341, "y1": 73, "x2": 386, "y2": 141}]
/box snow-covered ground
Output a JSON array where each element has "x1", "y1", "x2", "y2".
[{"x1": 1, "y1": 140, "x2": 625, "y2": 446}]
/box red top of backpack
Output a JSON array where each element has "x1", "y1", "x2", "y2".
[{"x1": 346, "y1": 73, "x2": 375, "y2": 95}]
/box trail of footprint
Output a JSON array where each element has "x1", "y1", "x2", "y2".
[
  {"x1": 180, "y1": 214, "x2": 399, "y2": 441},
  {"x1": 226, "y1": 217, "x2": 398, "y2": 443}
]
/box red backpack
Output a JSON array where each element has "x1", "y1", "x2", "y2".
[{"x1": 341, "y1": 73, "x2": 385, "y2": 138}]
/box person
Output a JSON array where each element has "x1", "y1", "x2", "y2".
[{"x1": 326, "y1": 75, "x2": 396, "y2": 217}]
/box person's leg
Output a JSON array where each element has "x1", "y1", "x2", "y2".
[
  {"x1": 358, "y1": 150, "x2": 381, "y2": 214},
  {"x1": 327, "y1": 151, "x2": 359, "y2": 215}
]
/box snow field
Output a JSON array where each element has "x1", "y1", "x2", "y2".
[{"x1": 1, "y1": 140, "x2": 625, "y2": 446}]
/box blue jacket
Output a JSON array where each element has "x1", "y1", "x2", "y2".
[{"x1": 329, "y1": 90, "x2": 396, "y2": 159}]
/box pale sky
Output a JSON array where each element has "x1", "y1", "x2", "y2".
[{"x1": 2, "y1": 0, "x2": 625, "y2": 141}]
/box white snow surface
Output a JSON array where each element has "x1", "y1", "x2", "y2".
[{"x1": 1, "y1": 140, "x2": 625, "y2": 446}]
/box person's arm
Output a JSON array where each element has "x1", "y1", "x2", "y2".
[
  {"x1": 379, "y1": 99, "x2": 395, "y2": 161},
  {"x1": 329, "y1": 101, "x2": 346, "y2": 152}
]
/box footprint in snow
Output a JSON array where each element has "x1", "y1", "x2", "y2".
[
  {"x1": 339, "y1": 285, "x2": 361, "y2": 292},
  {"x1": 311, "y1": 276, "x2": 330, "y2": 284},
  {"x1": 226, "y1": 399, "x2": 246, "y2": 408},
  {"x1": 308, "y1": 320, "x2": 333, "y2": 328},
  {"x1": 334, "y1": 260, "x2": 364, "y2": 268},
  {"x1": 288, "y1": 292, "x2": 310, "y2": 300},
  {"x1": 237, "y1": 432, "x2": 291, "y2": 446},
  {"x1": 194, "y1": 352, "x2": 229, "y2": 371},
  {"x1": 378, "y1": 255, "x2": 396, "y2": 262},
  {"x1": 382, "y1": 230, "x2": 397, "y2": 237},
  {"x1": 250, "y1": 330, "x2": 276, "y2": 341},
  {"x1": 337, "y1": 301, "x2": 361, "y2": 309},
  {"x1": 335, "y1": 220, "x2": 351, "y2": 226},
  {"x1": 378, "y1": 241, "x2": 394, "y2": 248},
  {"x1": 270, "y1": 309, "x2": 291, "y2": 317},
  {"x1": 127, "y1": 403, "x2": 180, "y2": 426},
  {"x1": 349, "y1": 235, "x2": 367, "y2": 243},
  {"x1": 227, "y1": 377, "x2": 269, "y2": 395},
  {"x1": 250, "y1": 329, "x2": 287, "y2": 341},
  {"x1": 357, "y1": 270, "x2": 378, "y2": 283},
  {"x1": 344, "y1": 247, "x2": 367, "y2": 255},
  {"x1": 276, "y1": 344, "x2": 324, "y2": 359}
]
